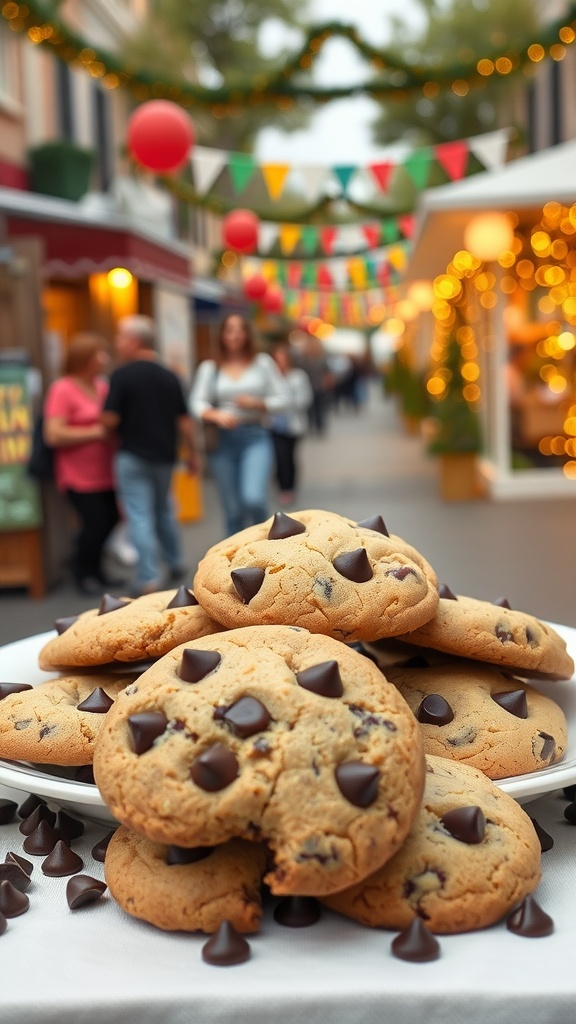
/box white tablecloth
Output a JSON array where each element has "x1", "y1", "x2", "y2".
[{"x1": 0, "y1": 781, "x2": 574, "y2": 1024}]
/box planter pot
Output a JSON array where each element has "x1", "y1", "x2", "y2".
[
  {"x1": 28, "y1": 142, "x2": 94, "y2": 201},
  {"x1": 438, "y1": 453, "x2": 481, "y2": 501}
]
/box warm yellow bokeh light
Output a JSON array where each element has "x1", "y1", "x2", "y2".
[
  {"x1": 427, "y1": 377, "x2": 446, "y2": 396},
  {"x1": 464, "y1": 212, "x2": 514, "y2": 261},
  {"x1": 107, "y1": 267, "x2": 134, "y2": 289},
  {"x1": 461, "y1": 361, "x2": 480, "y2": 381},
  {"x1": 558, "y1": 331, "x2": 575, "y2": 351},
  {"x1": 551, "y1": 436, "x2": 566, "y2": 455},
  {"x1": 384, "y1": 318, "x2": 405, "y2": 336},
  {"x1": 564, "y1": 461, "x2": 576, "y2": 479},
  {"x1": 463, "y1": 383, "x2": 481, "y2": 402},
  {"x1": 548, "y1": 374, "x2": 567, "y2": 394}
]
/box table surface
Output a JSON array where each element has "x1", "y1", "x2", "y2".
[{"x1": 0, "y1": 779, "x2": 574, "y2": 1024}]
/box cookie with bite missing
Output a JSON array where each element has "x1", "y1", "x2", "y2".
[
  {"x1": 322, "y1": 755, "x2": 542, "y2": 933},
  {"x1": 93, "y1": 624, "x2": 426, "y2": 897},
  {"x1": 394, "y1": 591, "x2": 574, "y2": 681},
  {"x1": 385, "y1": 661, "x2": 567, "y2": 779},
  {"x1": 0, "y1": 674, "x2": 135, "y2": 765},
  {"x1": 105, "y1": 828, "x2": 266, "y2": 933},
  {"x1": 38, "y1": 588, "x2": 223, "y2": 671},
  {"x1": 193, "y1": 510, "x2": 439, "y2": 642}
]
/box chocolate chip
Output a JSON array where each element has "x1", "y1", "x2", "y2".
[
  {"x1": 167, "y1": 586, "x2": 199, "y2": 608},
  {"x1": 14, "y1": 719, "x2": 31, "y2": 730},
  {"x1": 563, "y1": 800, "x2": 576, "y2": 824},
  {"x1": 231, "y1": 567, "x2": 265, "y2": 603},
  {"x1": 179, "y1": 649, "x2": 221, "y2": 683},
  {"x1": 268, "y1": 511, "x2": 306, "y2": 539},
  {"x1": 417, "y1": 694, "x2": 454, "y2": 726},
  {"x1": 18, "y1": 794, "x2": 46, "y2": 818},
  {"x1": 202, "y1": 920, "x2": 251, "y2": 966},
  {"x1": 333, "y1": 548, "x2": 373, "y2": 583},
  {"x1": 98, "y1": 594, "x2": 130, "y2": 615},
  {"x1": 0, "y1": 862, "x2": 32, "y2": 893},
  {"x1": 440, "y1": 806, "x2": 486, "y2": 844},
  {"x1": 313, "y1": 576, "x2": 333, "y2": 600},
  {"x1": 0, "y1": 800, "x2": 17, "y2": 825},
  {"x1": 191, "y1": 744, "x2": 239, "y2": 792},
  {"x1": 494, "y1": 596, "x2": 512, "y2": 608},
  {"x1": 0, "y1": 911, "x2": 6, "y2": 935},
  {"x1": 447, "y1": 726, "x2": 477, "y2": 747},
  {"x1": 91, "y1": 830, "x2": 116, "y2": 862},
  {"x1": 55, "y1": 810, "x2": 85, "y2": 843},
  {"x1": 75, "y1": 765, "x2": 95, "y2": 785},
  {"x1": 0, "y1": 682, "x2": 33, "y2": 701},
  {"x1": 296, "y1": 661, "x2": 344, "y2": 698},
  {"x1": 495, "y1": 626, "x2": 514, "y2": 644},
  {"x1": 5, "y1": 852, "x2": 33, "y2": 876},
  {"x1": 491, "y1": 689, "x2": 528, "y2": 719},
  {"x1": 221, "y1": 697, "x2": 271, "y2": 739},
  {"x1": 438, "y1": 583, "x2": 458, "y2": 600},
  {"x1": 128, "y1": 711, "x2": 168, "y2": 754},
  {"x1": 563, "y1": 785, "x2": 576, "y2": 801},
  {"x1": 538, "y1": 732, "x2": 556, "y2": 762},
  {"x1": 386, "y1": 566, "x2": 418, "y2": 581},
  {"x1": 55, "y1": 615, "x2": 79, "y2": 635},
  {"x1": 530, "y1": 818, "x2": 554, "y2": 852},
  {"x1": 335, "y1": 761, "x2": 380, "y2": 807},
  {"x1": 19, "y1": 804, "x2": 57, "y2": 835},
  {"x1": 357, "y1": 515, "x2": 389, "y2": 536},
  {"x1": 0, "y1": 880, "x2": 29, "y2": 917},
  {"x1": 507, "y1": 895, "x2": 554, "y2": 937},
  {"x1": 166, "y1": 845, "x2": 213, "y2": 865},
  {"x1": 273, "y1": 896, "x2": 321, "y2": 927},
  {"x1": 391, "y1": 918, "x2": 441, "y2": 962},
  {"x1": 23, "y1": 819, "x2": 63, "y2": 855},
  {"x1": 66, "y1": 874, "x2": 107, "y2": 910},
  {"x1": 42, "y1": 840, "x2": 83, "y2": 877},
  {"x1": 77, "y1": 687, "x2": 115, "y2": 713}
]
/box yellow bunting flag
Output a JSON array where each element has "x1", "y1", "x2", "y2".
[
  {"x1": 388, "y1": 246, "x2": 408, "y2": 272},
  {"x1": 348, "y1": 258, "x2": 367, "y2": 289},
  {"x1": 279, "y1": 224, "x2": 302, "y2": 255},
  {"x1": 261, "y1": 163, "x2": 291, "y2": 201}
]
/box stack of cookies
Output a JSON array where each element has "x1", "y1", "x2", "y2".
[{"x1": 0, "y1": 508, "x2": 573, "y2": 940}]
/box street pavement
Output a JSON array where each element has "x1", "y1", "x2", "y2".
[{"x1": 1, "y1": 382, "x2": 576, "y2": 648}]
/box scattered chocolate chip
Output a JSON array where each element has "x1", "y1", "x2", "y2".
[
  {"x1": 0, "y1": 911, "x2": 6, "y2": 935},
  {"x1": 167, "y1": 586, "x2": 199, "y2": 608},
  {"x1": 386, "y1": 566, "x2": 418, "y2": 581},
  {"x1": 530, "y1": 818, "x2": 554, "y2": 852},
  {"x1": 447, "y1": 726, "x2": 477, "y2": 747},
  {"x1": 440, "y1": 806, "x2": 486, "y2": 844},
  {"x1": 77, "y1": 687, "x2": 115, "y2": 713},
  {"x1": 98, "y1": 594, "x2": 130, "y2": 615},
  {"x1": 333, "y1": 548, "x2": 373, "y2": 583},
  {"x1": 42, "y1": 840, "x2": 83, "y2": 877},
  {"x1": 91, "y1": 830, "x2": 116, "y2": 863},
  {"x1": 268, "y1": 511, "x2": 306, "y2": 539},
  {"x1": 14, "y1": 719, "x2": 31, "y2": 730},
  {"x1": 507, "y1": 895, "x2": 554, "y2": 937},
  {"x1": 17, "y1": 794, "x2": 46, "y2": 819},
  {"x1": 0, "y1": 682, "x2": 33, "y2": 701},
  {"x1": 166, "y1": 845, "x2": 213, "y2": 865},
  {"x1": 231, "y1": 567, "x2": 265, "y2": 603},
  {"x1": 296, "y1": 661, "x2": 344, "y2": 698},
  {"x1": 66, "y1": 874, "x2": 107, "y2": 910},
  {"x1": 55, "y1": 615, "x2": 79, "y2": 635},
  {"x1": 202, "y1": 920, "x2": 251, "y2": 966},
  {"x1": 0, "y1": 880, "x2": 29, "y2": 917},
  {"x1": 538, "y1": 732, "x2": 556, "y2": 761},
  {"x1": 493, "y1": 596, "x2": 512, "y2": 608},
  {"x1": 55, "y1": 810, "x2": 85, "y2": 843},
  {"x1": 491, "y1": 689, "x2": 528, "y2": 719},
  {"x1": 335, "y1": 761, "x2": 380, "y2": 807},
  {"x1": 438, "y1": 584, "x2": 458, "y2": 600},
  {"x1": 564, "y1": 800, "x2": 576, "y2": 824},
  {"x1": 190, "y1": 744, "x2": 239, "y2": 792},
  {"x1": 128, "y1": 711, "x2": 168, "y2": 754},
  {"x1": 495, "y1": 626, "x2": 514, "y2": 644},
  {"x1": 0, "y1": 861, "x2": 32, "y2": 893},
  {"x1": 417, "y1": 694, "x2": 454, "y2": 726},
  {"x1": 563, "y1": 784, "x2": 576, "y2": 801},
  {"x1": 0, "y1": 800, "x2": 17, "y2": 825},
  {"x1": 391, "y1": 918, "x2": 441, "y2": 962},
  {"x1": 19, "y1": 804, "x2": 57, "y2": 835},
  {"x1": 221, "y1": 697, "x2": 271, "y2": 739},
  {"x1": 525, "y1": 627, "x2": 536, "y2": 643},
  {"x1": 313, "y1": 576, "x2": 333, "y2": 600},
  {"x1": 357, "y1": 515, "x2": 389, "y2": 536},
  {"x1": 273, "y1": 896, "x2": 321, "y2": 927},
  {"x1": 22, "y1": 819, "x2": 63, "y2": 855},
  {"x1": 179, "y1": 649, "x2": 221, "y2": 683},
  {"x1": 5, "y1": 852, "x2": 33, "y2": 876},
  {"x1": 75, "y1": 765, "x2": 95, "y2": 785}
]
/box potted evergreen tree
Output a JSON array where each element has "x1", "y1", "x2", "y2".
[{"x1": 28, "y1": 140, "x2": 95, "y2": 202}]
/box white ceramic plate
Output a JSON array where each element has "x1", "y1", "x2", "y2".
[{"x1": 0, "y1": 626, "x2": 575, "y2": 821}]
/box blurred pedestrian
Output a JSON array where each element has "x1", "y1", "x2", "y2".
[
  {"x1": 189, "y1": 313, "x2": 287, "y2": 537},
  {"x1": 297, "y1": 335, "x2": 332, "y2": 435},
  {"x1": 43, "y1": 332, "x2": 120, "y2": 595},
  {"x1": 102, "y1": 314, "x2": 199, "y2": 595},
  {"x1": 269, "y1": 342, "x2": 313, "y2": 506}
]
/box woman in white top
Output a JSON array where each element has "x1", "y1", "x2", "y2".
[
  {"x1": 269, "y1": 343, "x2": 313, "y2": 506},
  {"x1": 189, "y1": 313, "x2": 288, "y2": 537}
]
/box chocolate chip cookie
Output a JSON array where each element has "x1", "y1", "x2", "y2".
[
  {"x1": 105, "y1": 828, "x2": 266, "y2": 933},
  {"x1": 385, "y1": 661, "x2": 567, "y2": 779},
  {"x1": 93, "y1": 625, "x2": 426, "y2": 897},
  {"x1": 193, "y1": 510, "x2": 439, "y2": 642},
  {"x1": 322, "y1": 755, "x2": 542, "y2": 933},
  {"x1": 38, "y1": 588, "x2": 223, "y2": 671}
]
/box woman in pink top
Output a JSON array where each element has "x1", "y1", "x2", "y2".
[{"x1": 44, "y1": 333, "x2": 119, "y2": 595}]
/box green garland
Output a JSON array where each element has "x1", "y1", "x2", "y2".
[{"x1": 3, "y1": 0, "x2": 576, "y2": 107}]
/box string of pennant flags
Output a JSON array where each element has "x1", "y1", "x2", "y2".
[
  {"x1": 244, "y1": 215, "x2": 415, "y2": 258},
  {"x1": 282, "y1": 288, "x2": 399, "y2": 329},
  {"x1": 242, "y1": 243, "x2": 410, "y2": 292}
]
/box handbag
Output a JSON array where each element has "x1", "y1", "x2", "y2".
[{"x1": 27, "y1": 412, "x2": 54, "y2": 481}]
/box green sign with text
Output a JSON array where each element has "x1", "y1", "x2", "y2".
[{"x1": 0, "y1": 362, "x2": 42, "y2": 531}]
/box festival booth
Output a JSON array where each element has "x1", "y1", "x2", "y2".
[{"x1": 407, "y1": 140, "x2": 576, "y2": 500}]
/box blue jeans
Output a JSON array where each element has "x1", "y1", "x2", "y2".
[
  {"x1": 208, "y1": 424, "x2": 273, "y2": 537},
  {"x1": 114, "y1": 451, "x2": 182, "y2": 587}
]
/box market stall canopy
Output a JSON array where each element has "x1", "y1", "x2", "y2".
[{"x1": 407, "y1": 139, "x2": 576, "y2": 281}]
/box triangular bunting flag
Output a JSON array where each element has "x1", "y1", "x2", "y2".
[
  {"x1": 378, "y1": 262, "x2": 390, "y2": 287},
  {"x1": 320, "y1": 227, "x2": 338, "y2": 256},
  {"x1": 301, "y1": 263, "x2": 317, "y2": 287},
  {"x1": 300, "y1": 225, "x2": 319, "y2": 255},
  {"x1": 317, "y1": 264, "x2": 333, "y2": 289},
  {"x1": 279, "y1": 224, "x2": 301, "y2": 256},
  {"x1": 402, "y1": 149, "x2": 433, "y2": 191},
  {"x1": 258, "y1": 222, "x2": 279, "y2": 253},
  {"x1": 368, "y1": 161, "x2": 395, "y2": 193},
  {"x1": 382, "y1": 220, "x2": 400, "y2": 244},
  {"x1": 348, "y1": 258, "x2": 367, "y2": 289},
  {"x1": 228, "y1": 153, "x2": 257, "y2": 193},
  {"x1": 276, "y1": 263, "x2": 287, "y2": 287},
  {"x1": 468, "y1": 128, "x2": 511, "y2": 171},
  {"x1": 435, "y1": 140, "x2": 469, "y2": 181},
  {"x1": 298, "y1": 165, "x2": 330, "y2": 204},
  {"x1": 192, "y1": 147, "x2": 227, "y2": 194},
  {"x1": 398, "y1": 215, "x2": 415, "y2": 240},
  {"x1": 330, "y1": 261, "x2": 348, "y2": 292},
  {"x1": 287, "y1": 262, "x2": 302, "y2": 288},
  {"x1": 332, "y1": 165, "x2": 357, "y2": 195},
  {"x1": 362, "y1": 224, "x2": 381, "y2": 249},
  {"x1": 261, "y1": 163, "x2": 291, "y2": 201},
  {"x1": 388, "y1": 245, "x2": 408, "y2": 272}
]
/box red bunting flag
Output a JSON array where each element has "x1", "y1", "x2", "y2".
[
  {"x1": 368, "y1": 161, "x2": 395, "y2": 193},
  {"x1": 316, "y1": 264, "x2": 333, "y2": 289},
  {"x1": 398, "y1": 215, "x2": 415, "y2": 239},
  {"x1": 287, "y1": 262, "x2": 302, "y2": 288},
  {"x1": 320, "y1": 227, "x2": 338, "y2": 255},
  {"x1": 362, "y1": 223, "x2": 381, "y2": 249},
  {"x1": 435, "y1": 140, "x2": 469, "y2": 181}
]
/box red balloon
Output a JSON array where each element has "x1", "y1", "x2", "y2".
[
  {"x1": 262, "y1": 284, "x2": 284, "y2": 314},
  {"x1": 244, "y1": 274, "x2": 268, "y2": 301},
  {"x1": 222, "y1": 209, "x2": 260, "y2": 254},
  {"x1": 127, "y1": 100, "x2": 194, "y2": 173}
]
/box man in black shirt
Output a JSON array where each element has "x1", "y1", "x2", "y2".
[{"x1": 103, "y1": 315, "x2": 199, "y2": 594}]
